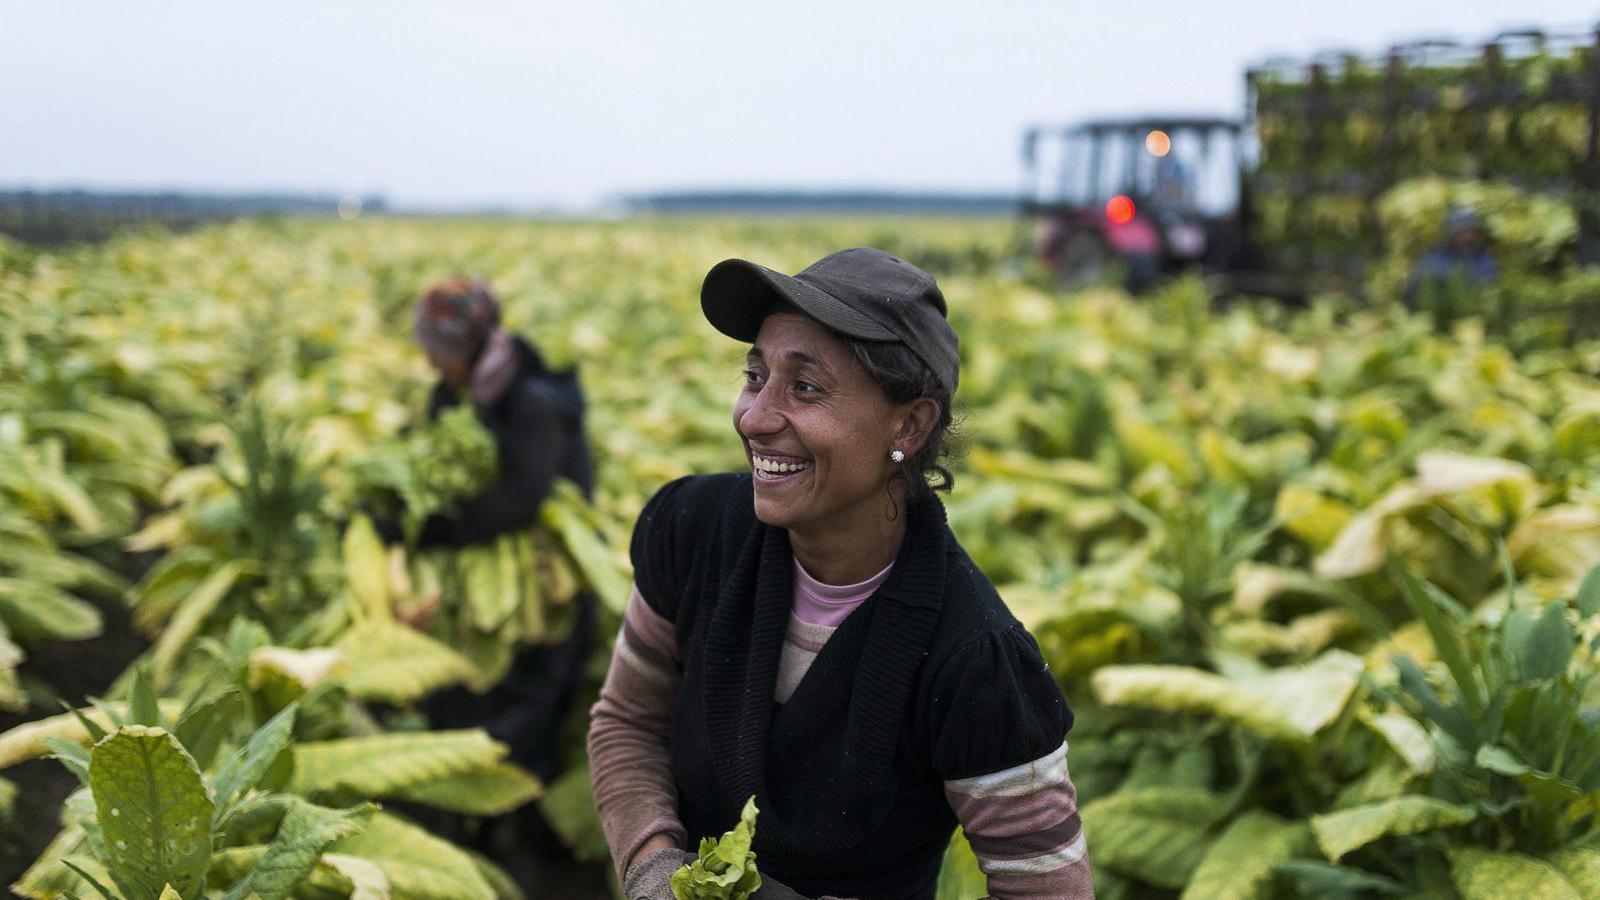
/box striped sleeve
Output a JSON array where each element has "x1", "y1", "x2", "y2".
[
  {"x1": 586, "y1": 584, "x2": 686, "y2": 883},
  {"x1": 944, "y1": 741, "x2": 1094, "y2": 899}
]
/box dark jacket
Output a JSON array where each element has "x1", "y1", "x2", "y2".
[
  {"x1": 631, "y1": 473, "x2": 1073, "y2": 900},
  {"x1": 416, "y1": 335, "x2": 596, "y2": 781},
  {"x1": 418, "y1": 335, "x2": 593, "y2": 547},
  {"x1": 1403, "y1": 245, "x2": 1499, "y2": 311}
]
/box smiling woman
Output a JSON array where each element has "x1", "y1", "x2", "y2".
[
  {"x1": 735, "y1": 312, "x2": 942, "y2": 583},
  {"x1": 587, "y1": 248, "x2": 1094, "y2": 900}
]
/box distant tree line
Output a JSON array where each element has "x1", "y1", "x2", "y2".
[
  {"x1": 0, "y1": 190, "x2": 387, "y2": 245},
  {"x1": 626, "y1": 190, "x2": 1014, "y2": 216}
]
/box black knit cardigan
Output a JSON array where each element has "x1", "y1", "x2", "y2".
[{"x1": 630, "y1": 473, "x2": 1073, "y2": 900}]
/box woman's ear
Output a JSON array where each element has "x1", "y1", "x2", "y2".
[{"x1": 893, "y1": 398, "x2": 941, "y2": 457}]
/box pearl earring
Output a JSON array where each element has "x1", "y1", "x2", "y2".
[{"x1": 890, "y1": 449, "x2": 905, "y2": 463}]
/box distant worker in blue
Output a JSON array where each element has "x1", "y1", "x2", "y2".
[
  {"x1": 1404, "y1": 207, "x2": 1498, "y2": 314},
  {"x1": 1152, "y1": 152, "x2": 1195, "y2": 212}
]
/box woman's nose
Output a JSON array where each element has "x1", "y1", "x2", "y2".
[{"x1": 738, "y1": 385, "x2": 784, "y2": 437}]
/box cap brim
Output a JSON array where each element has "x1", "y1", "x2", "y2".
[{"x1": 701, "y1": 259, "x2": 899, "y2": 343}]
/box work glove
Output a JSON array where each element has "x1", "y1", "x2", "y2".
[{"x1": 623, "y1": 848, "x2": 694, "y2": 900}]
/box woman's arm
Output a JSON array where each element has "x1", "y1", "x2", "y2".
[
  {"x1": 943, "y1": 741, "x2": 1094, "y2": 899},
  {"x1": 587, "y1": 584, "x2": 688, "y2": 883}
]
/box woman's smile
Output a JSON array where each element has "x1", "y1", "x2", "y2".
[{"x1": 750, "y1": 451, "x2": 813, "y2": 482}]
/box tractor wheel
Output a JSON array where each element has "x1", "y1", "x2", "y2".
[
  {"x1": 1055, "y1": 232, "x2": 1109, "y2": 290},
  {"x1": 1124, "y1": 253, "x2": 1161, "y2": 294}
]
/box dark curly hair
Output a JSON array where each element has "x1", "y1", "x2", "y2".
[{"x1": 845, "y1": 337, "x2": 957, "y2": 505}]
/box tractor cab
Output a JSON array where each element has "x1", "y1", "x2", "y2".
[{"x1": 1021, "y1": 116, "x2": 1245, "y2": 290}]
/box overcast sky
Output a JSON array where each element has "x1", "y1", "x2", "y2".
[{"x1": 3, "y1": 2, "x2": 1595, "y2": 210}]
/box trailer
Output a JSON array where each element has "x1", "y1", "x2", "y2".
[{"x1": 1022, "y1": 22, "x2": 1600, "y2": 309}]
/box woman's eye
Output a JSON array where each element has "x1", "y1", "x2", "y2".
[
  {"x1": 794, "y1": 380, "x2": 820, "y2": 394},
  {"x1": 742, "y1": 369, "x2": 763, "y2": 387}
]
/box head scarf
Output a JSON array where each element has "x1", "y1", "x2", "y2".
[
  {"x1": 414, "y1": 277, "x2": 521, "y2": 405},
  {"x1": 414, "y1": 276, "x2": 501, "y2": 360}
]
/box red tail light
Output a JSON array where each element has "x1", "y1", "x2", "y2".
[{"x1": 1106, "y1": 195, "x2": 1136, "y2": 225}]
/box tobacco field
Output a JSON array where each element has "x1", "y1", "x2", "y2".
[{"x1": 3, "y1": 216, "x2": 1600, "y2": 899}]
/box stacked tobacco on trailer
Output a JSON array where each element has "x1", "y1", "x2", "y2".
[{"x1": 1246, "y1": 27, "x2": 1600, "y2": 341}]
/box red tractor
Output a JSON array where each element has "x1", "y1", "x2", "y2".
[{"x1": 1021, "y1": 117, "x2": 1247, "y2": 291}]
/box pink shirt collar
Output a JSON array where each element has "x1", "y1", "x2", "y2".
[{"x1": 791, "y1": 557, "x2": 895, "y2": 628}]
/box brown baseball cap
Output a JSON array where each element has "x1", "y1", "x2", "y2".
[{"x1": 700, "y1": 247, "x2": 960, "y2": 394}]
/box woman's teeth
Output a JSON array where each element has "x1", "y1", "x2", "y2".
[{"x1": 753, "y1": 455, "x2": 812, "y2": 476}]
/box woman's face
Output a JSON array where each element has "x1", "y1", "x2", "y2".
[
  {"x1": 733, "y1": 312, "x2": 908, "y2": 533},
  {"x1": 424, "y1": 345, "x2": 473, "y2": 391}
]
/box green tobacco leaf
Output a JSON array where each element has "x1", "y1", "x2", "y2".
[
  {"x1": 128, "y1": 549, "x2": 213, "y2": 632},
  {"x1": 0, "y1": 579, "x2": 103, "y2": 642},
  {"x1": 0, "y1": 536, "x2": 124, "y2": 597},
  {"x1": 16, "y1": 862, "x2": 102, "y2": 900},
  {"x1": 129, "y1": 668, "x2": 163, "y2": 728},
  {"x1": 212, "y1": 703, "x2": 298, "y2": 827},
  {"x1": 342, "y1": 515, "x2": 391, "y2": 622},
  {"x1": 1450, "y1": 848, "x2": 1585, "y2": 900},
  {"x1": 208, "y1": 847, "x2": 354, "y2": 900},
  {"x1": 1476, "y1": 744, "x2": 1530, "y2": 775},
  {"x1": 173, "y1": 689, "x2": 244, "y2": 772},
  {"x1": 1364, "y1": 713, "x2": 1434, "y2": 775},
  {"x1": 1312, "y1": 795, "x2": 1476, "y2": 861},
  {"x1": 1392, "y1": 655, "x2": 1477, "y2": 746},
  {"x1": 63, "y1": 788, "x2": 107, "y2": 861},
  {"x1": 1181, "y1": 812, "x2": 1307, "y2": 900},
  {"x1": 1391, "y1": 562, "x2": 1482, "y2": 715},
  {"x1": 1091, "y1": 650, "x2": 1364, "y2": 743},
  {"x1": 671, "y1": 796, "x2": 761, "y2": 900},
  {"x1": 542, "y1": 489, "x2": 629, "y2": 616},
  {"x1": 60, "y1": 860, "x2": 118, "y2": 900},
  {"x1": 462, "y1": 849, "x2": 522, "y2": 900},
  {"x1": 1516, "y1": 601, "x2": 1574, "y2": 682},
  {"x1": 220, "y1": 799, "x2": 375, "y2": 900},
  {"x1": 1274, "y1": 860, "x2": 1403, "y2": 895},
  {"x1": 12, "y1": 826, "x2": 102, "y2": 900},
  {"x1": 1546, "y1": 843, "x2": 1600, "y2": 896},
  {"x1": 292, "y1": 730, "x2": 504, "y2": 801},
  {"x1": 89, "y1": 726, "x2": 214, "y2": 900},
  {"x1": 538, "y1": 764, "x2": 609, "y2": 862},
  {"x1": 391, "y1": 761, "x2": 541, "y2": 816},
  {"x1": 31, "y1": 467, "x2": 105, "y2": 535},
  {"x1": 328, "y1": 810, "x2": 495, "y2": 900},
  {"x1": 148, "y1": 561, "x2": 243, "y2": 689},
  {"x1": 248, "y1": 647, "x2": 346, "y2": 696},
  {"x1": 1080, "y1": 788, "x2": 1223, "y2": 889},
  {"x1": 1577, "y1": 566, "x2": 1600, "y2": 618},
  {"x1": 88, "y1": 698, "x2": 127, "y2": 733},
  {"x1": 458, "y1": 543, "x2": 518, "y2": 633},
  {"x1": 0, "y1": 658, "x2": 25, "y2": 714},
  {"x1": 320, "y1": 854, "x2": 390, "y2": 900},
  {"x1": 934, "y1": 828, "x2": 988, "y2": 900},
  {"x1": 333, "y1": 619, "x2": 475, "y2": 704},
  {"x1": 44, "y1": 737, "x2": 91, "y2": 785}
]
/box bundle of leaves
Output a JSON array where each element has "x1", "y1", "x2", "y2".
[
  {"x1": 340, "y1": 481, "x2": 629, "y2": 693},
  {"x1": 1248, "y1": 36, "x2": 1595, "y2": 275},
  {"x1": 671, "y1": 797, "x2": 762, "y2": 900},
  {"x1": 354, "y1": 404, "x2": 499, "y2": 540}
]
